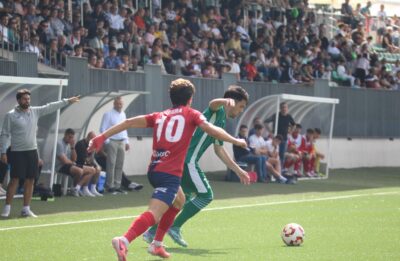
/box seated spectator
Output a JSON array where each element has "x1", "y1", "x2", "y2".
[
  {"x1": 284, "y1": 124, "x2": 304, "y2": 177},
  {"x1": 313, "y1": 128, "x2": 325, "y2": 175},
  {"x1": 147, "y1": 52, "x2": 167, "y2": 74},
  {"x1": 337, "y1": 59, "x2": 355, "y2": 87},
  {"x1": 233, "y1": 125, "x2": 268, "y2": 183},
  {"x1": 74, "y1": 131, "x2": 102, "y2": 196},
  {"x1": 249, "y1": 124, "x2": 288, "y2": 183},
  {"x1": 299, "y1": 128, "x2": 317, "y2": 177},
  {"x1": 55, "y1": 128, "x2": 97, "y2": 197},
  {"x1": 265, "y1": 135, "x2": 288, "y2": 183},
  {"x1": 104, "y1": 46, "x2": 123, "y2": 69}
]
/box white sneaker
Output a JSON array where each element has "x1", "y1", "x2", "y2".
[
  {"x1": 80, "y1": 187, "x2": 96, "y2": 197},
  {"x1": 128, "y1": 182, "x2": 143, "y2": 191},
  {"x1": 71, "y1": 188, "x2": 80, "y2": 197},
  {"x1": 21, "y1": 208, "x2": 38, "y2": 218},
  {"x1": 1, "y1": 205, "x2": 10, "y2": 218},
  {"x1": 90, "y1": 187, "x2": 103, "y2": 197}
]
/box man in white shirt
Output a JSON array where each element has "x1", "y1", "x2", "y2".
[
  {"x1": 227, "y1": 53, "x2": 241, "y2": 80},
  {"x1": 100, "y1": 97, "x2": 130, "y2": 193},
  {"x1": 249, "y1": 124, "x2": 288, "y2": 183}
]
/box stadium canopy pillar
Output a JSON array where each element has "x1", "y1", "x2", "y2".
[
  {"x1": 221, "y1": 72, "x2": 238, "y2": 91},
  {"x1": 314, "y1": 79, "x2": 331, "y2": 98},
  {"x1": 144, "y1": 64, "x2": 163, "y2": 113}
]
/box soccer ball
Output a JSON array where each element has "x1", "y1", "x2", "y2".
[{"x1": 281, "y1": 223, "x2": 305, "y2": 246}]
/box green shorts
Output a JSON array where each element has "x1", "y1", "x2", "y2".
[{"x1": 181, "y1": 162, "x2": 213, "y2": 198}]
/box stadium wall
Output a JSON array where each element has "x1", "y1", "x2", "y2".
[{"x1": 122, "y1": 137, "x2": 400, "y2": 176}]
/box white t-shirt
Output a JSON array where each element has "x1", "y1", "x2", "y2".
[
  {"x1": 265, "y1": 139, "x2": 279, "y2": 154},
  {"x1": 228, "y1": 62, "x2": 240, "y2": 74},
  {"x1": 249, "y1": 134, "x2": 267, "y2": 150}
]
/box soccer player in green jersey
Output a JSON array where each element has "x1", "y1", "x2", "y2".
[{"x1": 143, "y1": 85, "x2": 250, "y2": 248}]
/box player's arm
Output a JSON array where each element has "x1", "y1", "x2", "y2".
[
  {"x1": 214, "y1": 144, "x2": 250, "y2": 185},
  {"x1": 209, "y1": 98, "x2": 235, "y2": 112},
  {"x1": 88, "y1": 115, "x2": 147, "y2": 152},
  {"x1": 0, "y1": 114, "x2": 11, "y2": 164},
  {"x1": 198, "y1": 121, "x2": 247, "y2": 148}
]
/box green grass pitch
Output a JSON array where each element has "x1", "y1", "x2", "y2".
[{"x1": 1, "y1": 168, "x2": 399, "y2": 261}]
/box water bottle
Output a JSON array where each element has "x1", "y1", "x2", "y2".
[{"x1": 97, "y1": 171, "x2": 106, "y2": 193}]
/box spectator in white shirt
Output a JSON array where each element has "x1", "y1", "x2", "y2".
[
  {"x1": 337, "y1": 59, "x2": 355, "y2": 86},
  {"x1": 227, "y1": 53, "x2": 241, "y2": 80}
]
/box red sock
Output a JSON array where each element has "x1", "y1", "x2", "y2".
[
  {"x1": 124, "y1": 211, "x2": 156, "y2": 243},
  {"x1": 154, "y1": 207, "x2": 180, "y2": 242}
]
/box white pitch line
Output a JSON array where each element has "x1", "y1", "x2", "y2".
[{"x1": 0, "y1": 191, "x2": 398, "y2": 232}]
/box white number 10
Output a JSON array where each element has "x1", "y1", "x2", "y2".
[{"x1": 156, "y1": 115, "x2": 185, "y2": 142}]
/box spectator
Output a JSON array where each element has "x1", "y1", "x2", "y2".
[
  {"x1": 0, "y1": 90, "x2": 79, "y2": 218},
  {"x1": 337, "y1": 58, "x2": 355, "y2": 87},
  {"x1": 25, "y1": 34, "x2": 43, "y2": 61},
  {"x1": 313, "y1": 128, "x2": 325, "y2": 175},
  {"x1": 233, "y1": 124, "x2": 268, "y2": 183},
  {"x1": 55, "y1": 128, "x2": 97, "y2": 197},
  {"x1": 74, "y1": 131, "x2": 103, "y2": 196},
  {"x1": 104, "y1": 46, "x2": 123, "y2": 69},
  {"x1": 265, "y1": 135, "x2": 288, "y2": 183},
  {"x1": 226, "y1": 52, "x2": 241, "y2": 80},
  {"x1": 264, "y1": 102, "x2": 295, "y2": 167},
  {"x1": 99, "y1": 97, "x2": 130, "y2": 194},
  {"x1": 0, "y1": 13, "x2": 10, "y2": 48}
]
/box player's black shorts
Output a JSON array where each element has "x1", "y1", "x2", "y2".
[
  {"x1": 58, "y1": 164, "x2": 75, "y2": 176},
  {"x1": 9, "y1": 149, "x2": 39, "y2": 179}
]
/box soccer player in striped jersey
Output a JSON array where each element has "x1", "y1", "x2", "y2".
[
  {"x1": 143, "y1": 85, "x2": 250, "y2": 248},
  {"x1": 88, "y1": 79, "x2": 248, "y2": 260}
]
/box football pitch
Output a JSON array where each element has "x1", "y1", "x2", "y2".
[{"x1": 1, "y1": 168, "x2": 399, "y2": 261}]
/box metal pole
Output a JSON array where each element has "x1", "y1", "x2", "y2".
[
  {"x1": 326, "y1": 103, "x2": 336, "y2": 179},
  {"x1": 81, "y1": 1, "x2": 84, "y2": 27},
  {"x1": 274, "y1": 95, "x2": 280, "y2": 136},
  {"x1": 49, "y1": 81, "x2": 63, "y2": 191}
]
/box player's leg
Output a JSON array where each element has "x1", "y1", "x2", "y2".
[
  {"x1": 2, "y1": 151, "x2": 26, "y2": 217},
  {"x1": 168, "y1": 163, "x2": 213, "y2": 247},
  {"x1": 143, "y1": 190, "x2": 189, "y2": 244},
  {"x1": 112, "y1": 172, "x2": 179, "y2": 260}
]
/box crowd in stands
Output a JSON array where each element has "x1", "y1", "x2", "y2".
[{"x1": 0, "y1": 0, "x2": 399, "y2": 89}]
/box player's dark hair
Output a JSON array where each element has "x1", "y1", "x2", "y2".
[
  {"x1": 16, "y1": 89, "x2": 31, "y2": 100},
  {"x1": 314, "y1": 128, "x2": 321, "y2": 135},
  {"x1": 254, "y1": 123, "x2": 263, "y2": 130},
  {"x1": 306, "y1": 128, "x2": 314, "y2": 134},
  {"x1": 240, "y1": 124, "x2": 248, "y2": 130},
  {"x1": 296, "y1": 123, "x2": 302, "y2": 129},
  {"x1": 65, "y1": 128, "x2": 75, "y2": 136},
  {"x1": 223, "y1": 85, "x2": 249, "y2": 104},
  {"x1": 169, "y1": 78, "x2": 195, "y2": 106}
]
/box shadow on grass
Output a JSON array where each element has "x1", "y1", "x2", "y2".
[{"x1": 1, "y1": 167, "x2": 399, "y2": 217}]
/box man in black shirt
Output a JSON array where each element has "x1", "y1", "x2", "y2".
[
  {"x1": 233, "y1": 125, "x2": 268, "y2": 182},
  {"x1": 75, "y1": 131, "x2": 103, "y2": 196},
  {"x1": 264, "y1": 102, "x2": 295, "y2": 166}
]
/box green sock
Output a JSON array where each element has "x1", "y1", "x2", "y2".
[
  {"x1": 148, "y1": 224, "x2": 158, "y2": 234},
  {"x1": 173, "y1": 196, "x2": 212, "y2": 228}
]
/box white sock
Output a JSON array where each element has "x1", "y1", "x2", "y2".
[
  {"x1": 75, "y1": 184, "x2": 81, "y2": 191},
  {"x1": 3, "y1": 204, "x2": 10, "y2": 211},
  {"x1": 121, "y1": 236, "x2": 129, "y2": 247},
  {"x1": 90, "y1": 184, "x2": 97, "y2": 191},
  {"x1": 153, "y1": 240, "x2": 163, "y2": 247},
  {"x1": 22, "y1": 205, "x2": 30, "y2": 212}
]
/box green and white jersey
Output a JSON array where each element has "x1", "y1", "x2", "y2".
[{"x1": 185, "y1": 106, "x2": 226, "y2": 164}]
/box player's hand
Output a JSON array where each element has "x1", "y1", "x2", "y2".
[
  {"x1": 67, "y1": 95, "x2": 80, "y2": 104},
  {"x1": 234, "y1": 138, "x2": 248, "y2": 149},
  {"x1": 125, "y1": 143, "x2": 130, "y2": 151},
  {"x1": 0, "y1": 154, "x2": 7, "y2": 164},
  {"x1": 224, "y1": 98, "x2": 235, "y2": 108},
  {"x1": 88, "y1": 134, "x2": 106, "y2": 153},
  {"x1": 236, "y1": 169, "x2": 250, "y2": 185}
]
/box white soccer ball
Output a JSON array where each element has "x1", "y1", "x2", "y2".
[{"x1": 281, "y1": 223, "x2": 305, "y2": 246}]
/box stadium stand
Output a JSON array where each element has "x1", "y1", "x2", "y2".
[{"x1": 0, "y1": 0, "x2": 399, "y2": 89}]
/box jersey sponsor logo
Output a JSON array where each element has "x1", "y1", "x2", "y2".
[
  {"x1": 154, "y1": 187, "x2": 168, "y2": 194},
  {"x1": 152, "y1": 150, "x2": 171, "y2": 158}
]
